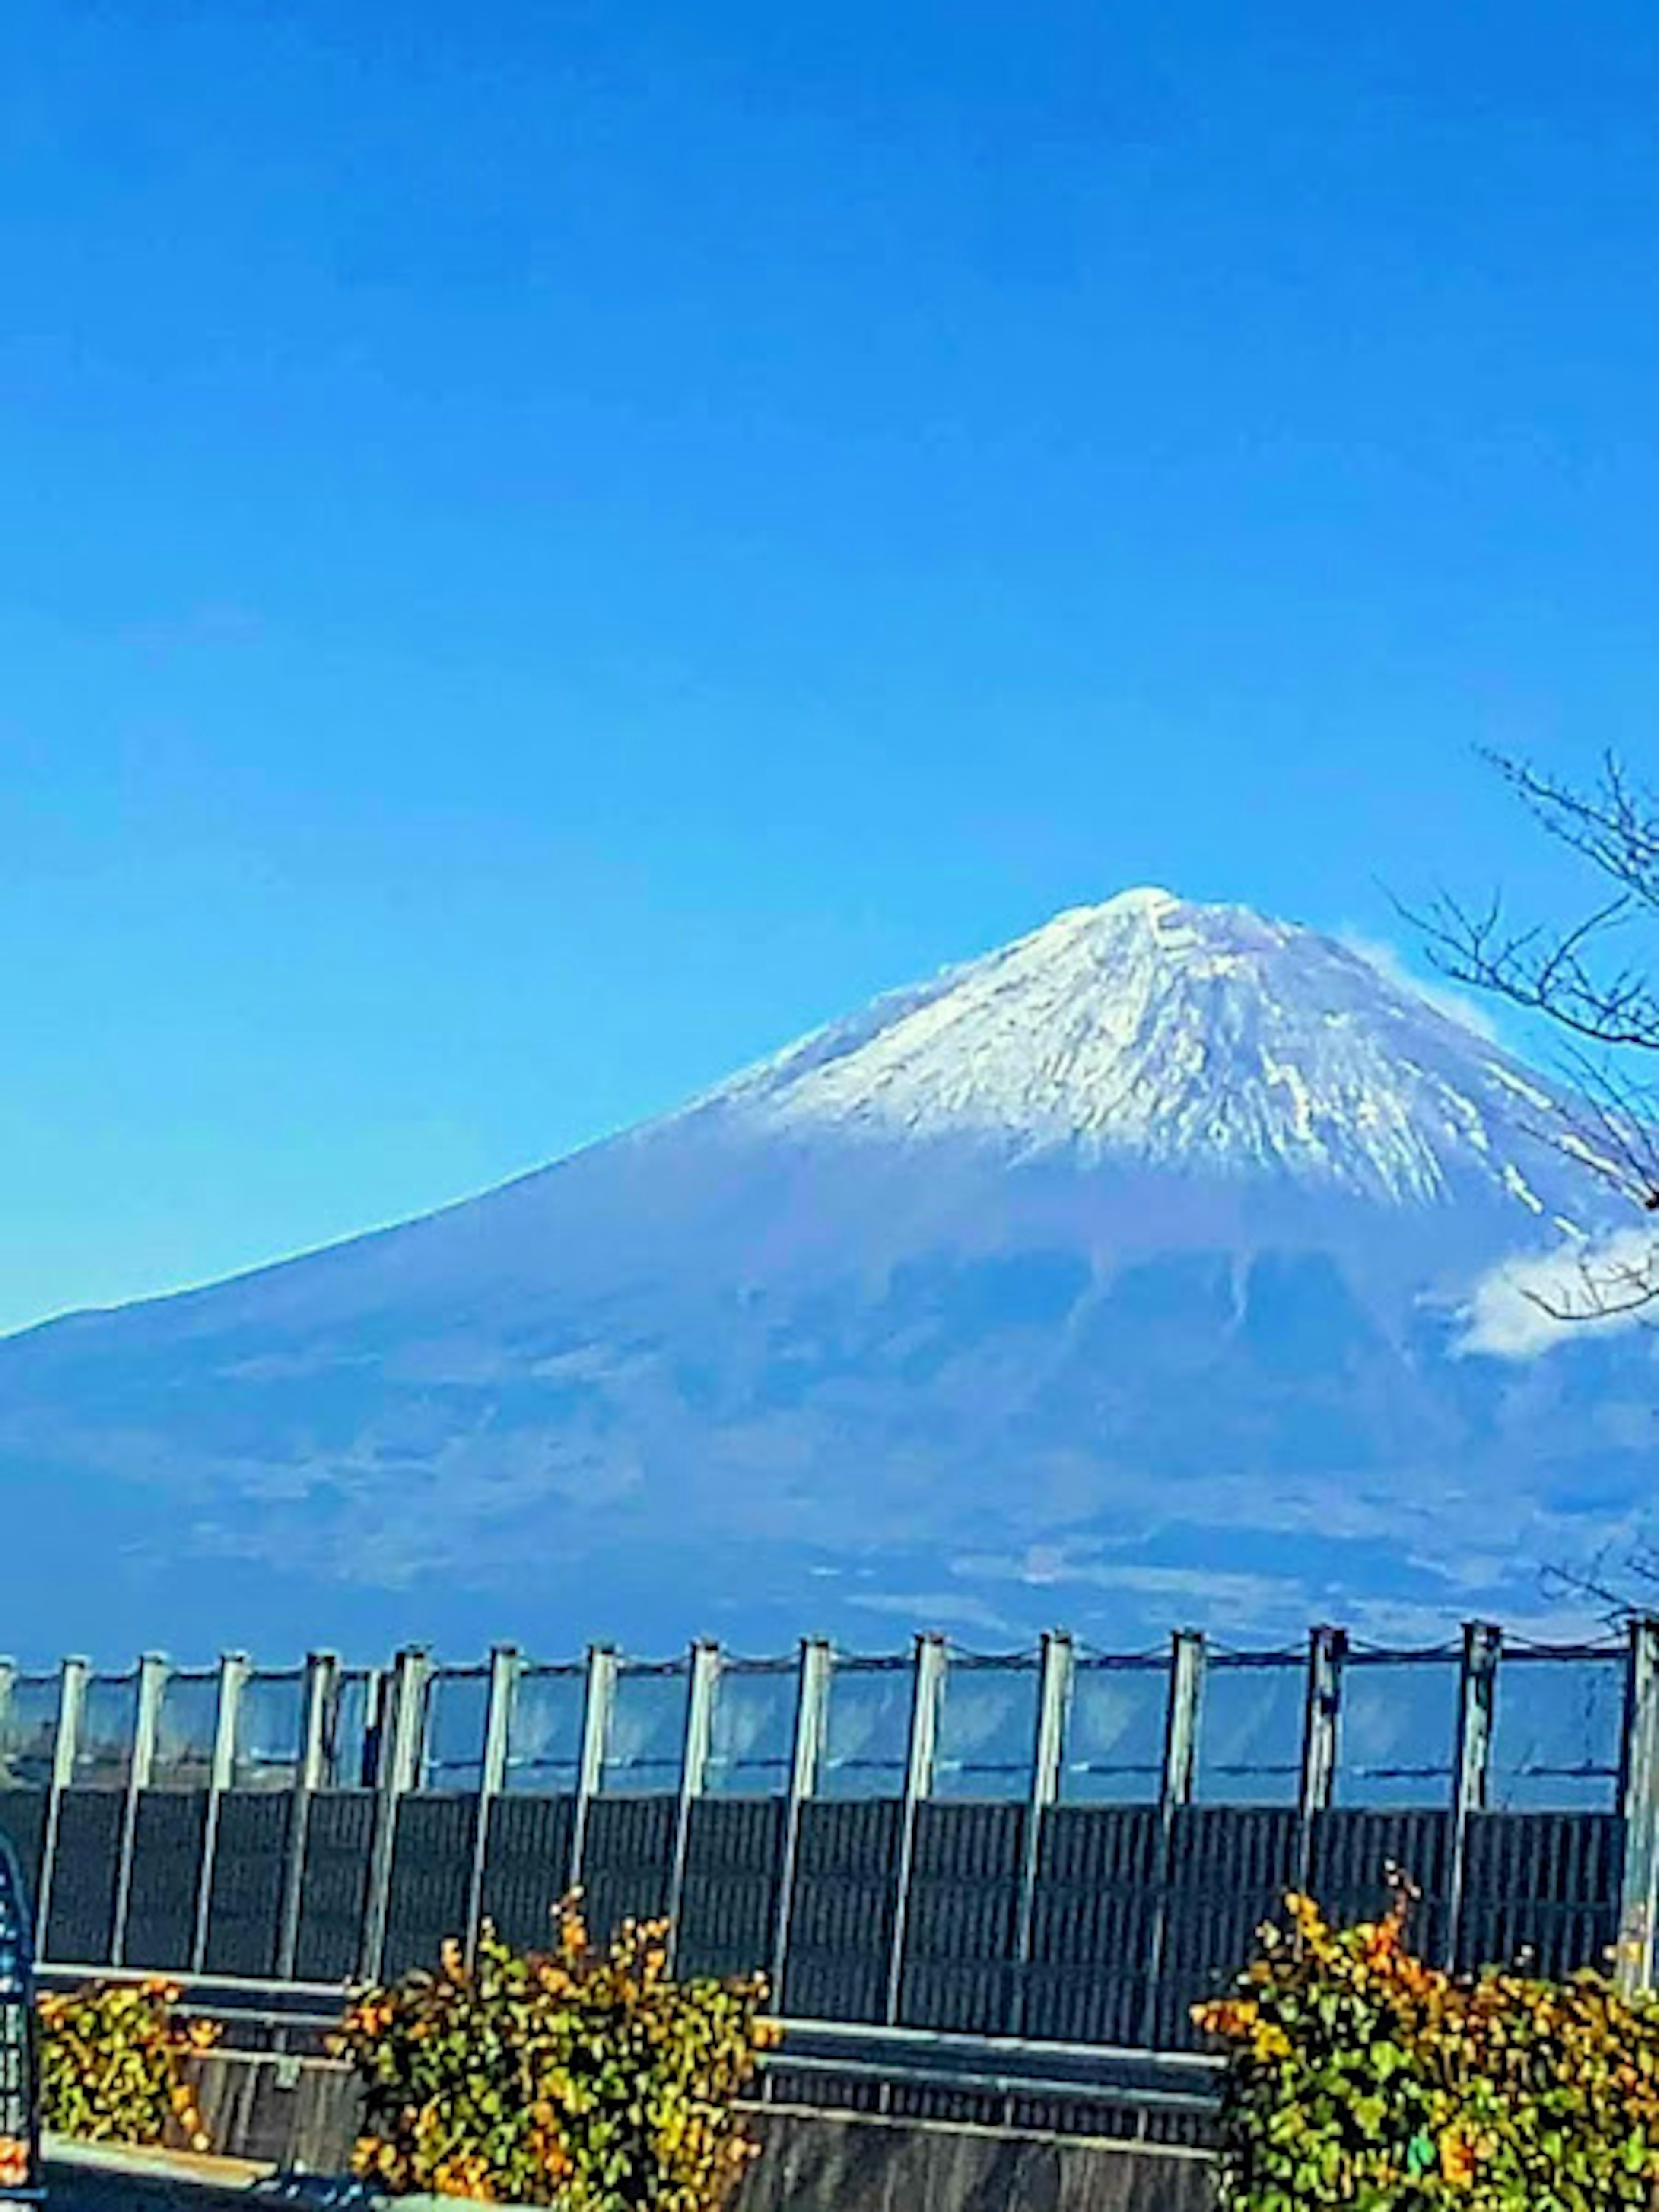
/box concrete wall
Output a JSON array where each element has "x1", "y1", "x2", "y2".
[{"x1": 187, "y1": 2050, "x2": 1216, "y2": 2212}]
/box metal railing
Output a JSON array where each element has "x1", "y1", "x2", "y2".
[{"x1": 32, "y1": 1961, "x2": 1220, "y2": 2130}]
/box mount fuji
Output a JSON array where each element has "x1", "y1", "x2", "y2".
[{"x1": 1, "y1": 887, "x2": 1653, "y2": 1663}]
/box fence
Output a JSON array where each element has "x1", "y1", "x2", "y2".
[{"x1": 0, "y1": 1620, "x2": 1653, "y2": 2056}]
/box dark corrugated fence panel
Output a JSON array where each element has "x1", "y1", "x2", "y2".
[
  {"x1": 782, "y1": 1799, "x2": 903, "y2": 2021},
  {"x1": 292, "y1": 1792, "x2": 375, "y2": 1983},
  {"x1": 45, "y1": 1792, "x2": 125, "y2": 1964},
  {"x1": 382, "y1": 1796, "x2": 478, "y2": 1979},
  {"x1": 580, "y1": 1797, "x2": 677, "y2": 1944},
  {"x1": 899, "y1": 1802, "x2": 1025, "y2": 2034},
  {"x1": 1456, "y1": 1811, "x2": 1623, "y2": 1979},
  {"x1": 204, "y1": 1790, "x2": 294, "y2": 1977},
  {"x1": 676, "y1": 1798, "x2": 784, "y2": 1983},
  {"x1": 1157, "y1": 1808, "x2": 1301, "y2": 2046},
  {"x1": 123, "y1": 1792, "x2": 209, "y2": 1969},
  {"x1": 0, "y1": 1792, "x2": 47, "y2": 1915},
  {"x1": 478, "y1": 1794, "x2": 574, "y2": 1953},
  {"x1": 1023, "y1": 1806, "x2": 1162, "y2": 2045},
  {"x1": 1309, "y1": 1808, "x2": 1454, "y2": 1965}
]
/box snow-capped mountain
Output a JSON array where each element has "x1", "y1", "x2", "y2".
[{"x1": 0, "y1": 888, "x2": 1650, "y2": 1663}]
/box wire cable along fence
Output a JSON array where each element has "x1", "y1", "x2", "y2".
[{"x1": 0, "y1": 1621, "x2": 1651, "y2": 2113}]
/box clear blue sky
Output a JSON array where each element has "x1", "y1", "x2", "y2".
[{"x1": 3, "y1": 0, "x2": 1656, "y2": 1334}]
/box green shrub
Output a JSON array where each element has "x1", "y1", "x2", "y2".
[
  {"x1": 38, "y1": 1976, "x2": 217, "y2": 2149},
  {"x1": 1195, "y1": 1883, "x2": 1659, "y2": 2209},
  {"x1": 333, "y1": 1897, "x2": 778, "y2": 2206}
]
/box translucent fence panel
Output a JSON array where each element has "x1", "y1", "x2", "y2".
[
  {"x1": 1335, "y1": 1656, "x2": 1460, "y2": 1807},
  {"x1": 75, "y1": 1673, "x2": 138, "y2": 1789},
  {"x1": 1490, "y1": 1650, "x2": 1625, "y2": 1812},
  {"x1": 933, "y1": 1658, "x2": 1038, "y2": 1800},
  {"x1": 153, "y1": 1670, "x2": 219, "y2": 1789},
  {"x1": 233, "y1": 1671, "x2": 303, "y2": 1790},
  {"x1": 505, "y1": 1668, "x2": 585, "y2": 1794},
  {"x1": 423, "y1": 1669, "x2": 489, "y2": 1792},
  {"x1": 818, "y1": 1659, "x2": 912, "y2": 1799},
  {"x1": 0, "y1": 1675, "x2": 59, "y2": 1789},
  {"x1": 327, "y1": 1671, "x2": 379, "y2": 1788},
  {"x1": 705, "y1": 1662, "x2": 795, "y2": 1796},
  {"x1": 1061, "y1": 1659, "x2": 1168, "y2": 1803},
  {"x1": 1196, "y1": 1657, "x2": 1304, "y2": 1806},
  {"x1": 600, "y1": 1665, "x2": 688, "y2": 1796}
]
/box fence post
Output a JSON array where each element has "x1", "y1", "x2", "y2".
[
  {"x1": 769, "y1": 1637, "x2": 830, "y2": 2015},
  {"x1": 1140, "y1": 1628, "x2": 1205, "y2": 2046},
  {"x1": 35, "y1": 1657, "x2": 87, "y2": 1958},
  {"x1": 111, "y1": 1653, "x2": 167, "y2": 1967},
  {"x1": 1446, "y1": 1620, "x2": 1501, "y2": 1969},
  {"x1": 359, "y1": 1647, "x2": 429, "y2": 1983},
  {"x1": 666, "y1": 1641, "x2": 720, "y2": 1971},
  {"x1": 275, "y1": 1650, "x2": 337, "y2": 1983},
  {"x1": 1297, "y1": 1625, "x2": 1346, "y2": 1892},
  {"x1": 884, "y1": 1633, "x2": 946, "y2": 2028},
  {"x1": 464, "y1": 1644, "x2": 521, "y2": 1961},
  {"x1": 1009, "y1": 1631, "x2": 1073, "y2": 2036},
  {"x1": 191, "y1": 1651, "x2": 248, "y2": 1970},
  {"x1": 568, "y1": 1645, "x2": 617, "y2": 1897},
  {"x1": 1617, "y1": 1617, "x2": 1659, "y2": 1997}
]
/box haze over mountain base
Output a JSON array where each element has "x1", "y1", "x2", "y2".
[{"x1": 3, "y1": 890, "x2": 1652, "y2": 1664}]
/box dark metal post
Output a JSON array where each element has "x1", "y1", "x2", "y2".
[
  {"x1": 1296, "y1": 1625, "x2": 1346, "y2": 1891},
  {"x1": 1446, "y1": 1621, "x2": 1501, "y2": 1969}
]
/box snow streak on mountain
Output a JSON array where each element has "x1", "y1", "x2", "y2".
[{"x1": 0, "y1": 889, "x2": 1649, "y2": 1663}]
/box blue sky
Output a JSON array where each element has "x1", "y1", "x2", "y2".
[{"x1": 3, "y1": 0, "x2": 1658, "y2": 1334}]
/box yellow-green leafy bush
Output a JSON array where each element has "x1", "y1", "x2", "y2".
[
  {"x1": 333, "y1": 1898, "x2": 779, "y2": 2206},
  {"x1": 1195, "y1": 1884, "x2": 1659, "y2": 2209},
  {"x1": 39, "y1": 1976, "x2": 218, "y2": 2148}
]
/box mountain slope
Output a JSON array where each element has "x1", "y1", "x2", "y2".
[{"x1": 0, "y1": 889, "x2": 1649, "y2": 1662}]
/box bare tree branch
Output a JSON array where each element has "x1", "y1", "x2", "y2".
[{"x1": 1398, "y1": 750, "x2": 1659, "y2": 1055}]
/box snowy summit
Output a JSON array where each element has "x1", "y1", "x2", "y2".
[{"x1": 705, "y1": 887, "x2": 1576, "y2": 1214}]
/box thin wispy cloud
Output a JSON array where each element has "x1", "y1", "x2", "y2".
[
  {"x1": 1338, "y1": 931, "x2": 1502, "y2": 1043},
  {"x1": 1459, "y1": 1227, "x2": 1659, "y2": 1357}
]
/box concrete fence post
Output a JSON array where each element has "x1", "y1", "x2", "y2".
[
  {"x1": 769, "y1": 1636, "x2": 830, "y2": 2014},
  {"x1": 1617, "y1": 1617, "x2": 1659, "y2": 1997},
  {"x1": 1009, "y1": 1630, "x2": 1074, "y2": 2035},
  {"x1": 1140, "y1": 1629, "x2": 1205, "y2": 2046},
  {"x1": 274, "y1": 1650, "x2": 337, "y2": 1983},
  {"x1": 464, "y1": 1643, "x2": 521, "y2": 1961},
  {"x1": 884, "y1": 1632, "x2": 946, "y2": 2028},
  {"x1": 111, "y1": 1653, "x2": 167, "y2": 1966},
  {"x1": 567, "y1": 1645, "x2": 617, "y2": 1898},
  {"x1": 35, "y1": 1657, "x2": 87, "y2": 1958},
  {"x1": 191, "y1": 1651, "x2": 248, "y2": 1970},
  {"x1": 666, "y1": 1640, "x2": 720, "y2": 1970},
  {"x1": 359, "y1": 1647, "x2": 429, "y2": 1982}
]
